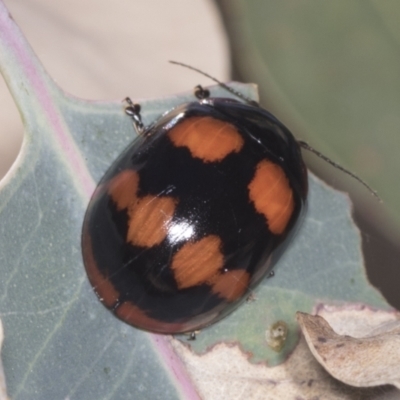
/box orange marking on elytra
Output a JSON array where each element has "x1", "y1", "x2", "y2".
[
  {"x1": 127, "y1": 196, "x2": 177, "y2": 247},
  {"x1": 108, "y1": 170, "x2": 140, "y2": 211},
  {"x1": 115, "y1": 301, "x2": 191, "y2": 334},
  {"x1": 211, "y1": 269, "x2": 250, "y2": 302},
  {"x1": 172, "y1": 235, "x2": 224, "y2": 289},
  {"x1": 168, "y1": 116, "x2": 244, "y2": 162},
  {"x1": 248, "y1": 160, "x2": 294, "y2": 234}
]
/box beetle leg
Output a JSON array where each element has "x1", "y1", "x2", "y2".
[
  {"x1": 194, "y1": 85, "x2": 210, "y2": 100},
  {"x1": 124, "y1": 97, "x2": 144, "y2": 134}
]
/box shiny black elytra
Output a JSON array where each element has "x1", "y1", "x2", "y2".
[{"x1": 82, "y1": 90, "x2": 308, "y2": 334}]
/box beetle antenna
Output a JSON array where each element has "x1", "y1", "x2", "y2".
[
  {"x1": 298, "y1": 140, "x2": 381, "y2": 201},
  {"x1": 169, "y1": 61, "x2": 259, "y2": 106},
  {"x1": 170, "y1": 61, "x2": 380, "y2": 201}
]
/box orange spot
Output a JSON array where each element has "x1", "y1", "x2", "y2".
[
  {"x1": 172, "y1": 235, "x2": 223, "y2": 289},
  {"x1": 211, "y1": 269, "x2": 250, "y2": 302},
  {"x1": 168, "y1": 116, "x2": 244, "y2": 162},
  {"x1": 248, "y1": 160, "x2": 294, "y2": 234},
  {"x1": 127, "y1": 196, "x2": 177, "y2": 247},
  {"x1": 108, "y1": 170, "x2": 140, "y2": 211},
  {"x1": 81, "y1": 225, "x2": 120, "y2": 308}
]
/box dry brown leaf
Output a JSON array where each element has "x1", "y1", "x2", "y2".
[
  {"x1": 171, "y1": 305, "x2": 399, "y2": 400},
  {"x1": 297, "y1": 306, "x2": 400, "y2": 389}
]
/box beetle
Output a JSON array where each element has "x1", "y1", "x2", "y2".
[{"x1": 81, "y1": 62, "x2": 378, "y2": 334}]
